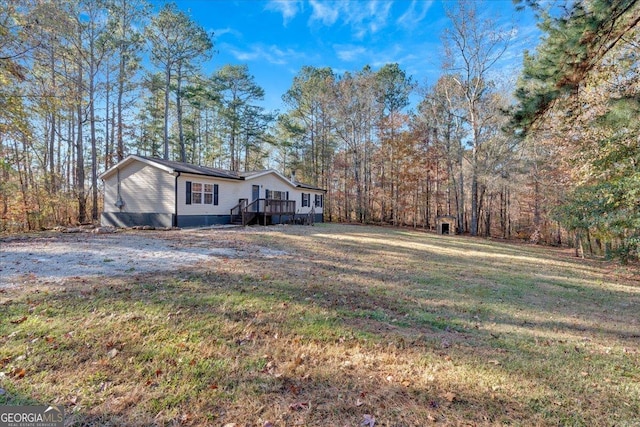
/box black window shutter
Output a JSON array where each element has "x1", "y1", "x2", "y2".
[
  {"x1": 286, "y1": 191, "x2": 289, "y2": 200},
  {"x1": 266, "y1": 189, "x2": 270, "y2": 199},
  {"x1": 186, "y1": 181, "x2": 192, "y2": 205},
  {"x1": 214, "y1": 184, "x2": 219, "y2": 205}
]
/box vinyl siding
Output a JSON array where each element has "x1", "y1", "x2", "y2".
[
  {"x1": 103, "y1": 174, "x2": 119, "y2": 213},
  {"x1": 103, "y1": 161, "x2": 174, "y2": 214},
  {"x1": 242, "y1": 174, "x2": 324, "y2": 215},
  {"x1": 294, "y1": 189, "x2": 324, "y2": 215},
  {"x1": 240, "y1": 173, "x2": 292, "y2": 201},
  {"x1": 177, "y1": 174, "x2": 242, "y2": 215}
]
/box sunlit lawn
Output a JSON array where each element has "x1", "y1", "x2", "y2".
[{"x1": 1, "y1": 224, "x2": 639, "y2": 426}]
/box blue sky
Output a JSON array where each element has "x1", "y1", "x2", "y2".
[{"x1": 162, "y1": 0, "x2": 541, "y2": 112}]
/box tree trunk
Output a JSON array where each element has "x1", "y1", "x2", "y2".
[
  {"x1": 117, "y1": 47, "x2": 125, "y2": 161},
  {"x1": 76, "y1": 60, "x2": 86, "y2": 224},
  {"x1": 89, "y1": 31, "x2": 98, "y2": 221},
  {"x1": 457, "y1": 146, "x2": 464, "y2": 234},
  {"x1": 163, "y1": 64, "x2": 171, "y2": 160},
  {"x1": 575, "y1": 232, "x2": 585, "y2": 259},
  {"x1": 230, "y1": 93, "x2": 238, "y2": 171},
  {"x1": 176, "y1": 63, "x2": 185, "y2": 162},
  {"x1": 49, "y1": 45, "x2": 56, "y2": 194},
  {"x1": 470, "y1": 110, "x2": 479, "y2": 236},
  {"x1": 105, "y1": 65, "x2": 111, "y2": 169}
]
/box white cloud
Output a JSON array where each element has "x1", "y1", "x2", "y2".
[
  {"x1": 359, "y1": 1, "x2": 393, "y2": 36},
  {"x1": 334, "y1": 41, "x2": 424, "y2": 67},
  {"x1": 309, "y1": 0, "x2": 393, "y2": 39},
  {"x1": 309, "y1": 0, "x2": 339, "y2": 26},
  {"x1": 223, "y1": 42, "x2": 305, "y2": 66},
  {"x1": 397, "y1": 0, "x2": 433, "y2": 29},
  {"x1": 368, "y1": 42, "x2": 422, "y2": 71},
  {"x1": 213, "y1": 27, "x2": 242, "y2": 38},
  {"x1": 265, "y1": 0, "x2": 302, "y2": 26},
  {"x1": 334, "y1": 44, "x2": 368, "y2": 61}
]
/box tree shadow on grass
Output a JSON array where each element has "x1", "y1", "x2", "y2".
[{"x1": 1, "y1": 224, "x2": 639, "y2": 425}]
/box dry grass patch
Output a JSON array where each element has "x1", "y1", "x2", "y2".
[{"x1": 1, "y1": 224, "x2": 639, "y2": 426}]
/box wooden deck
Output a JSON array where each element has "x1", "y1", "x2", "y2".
[{"x1": 230, "y1": 199, "x2": 297, "y2": 226}]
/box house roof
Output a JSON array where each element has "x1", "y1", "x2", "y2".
[
  {"x1": 241, "y1": 169, "x2": 325, "y2": 191},
  {"x1": 140, "y1": 156, "x2": 242, "y2": 180},
  {"x1": 294, "y1": 181, "x2": 325, "y2": 191},
  {"x1": 99, "y1": 155, "x2": 325, "y2": 191}
]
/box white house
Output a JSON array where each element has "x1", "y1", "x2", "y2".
[{"x1": 99, "y1": 155, "x2": 325, "y2": 228}]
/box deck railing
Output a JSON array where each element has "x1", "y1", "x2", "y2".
[
  {"x1": 231, "y1": 199, "x2": 296, "y2": 225},
  {"x1": 230, "y1": 199, "x2": 247, "y2": 224},
  {"x1": 265, "y1": 199, "x2": 296, "y2": 214}
]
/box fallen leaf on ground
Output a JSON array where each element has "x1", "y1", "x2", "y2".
[
  {"x1": 289, "y1": 384, "x2": 300, "y2": 395},
  {"x1": 13, "y1": 368, "x2": 26, "y2": 378},
  {"x1": 289, "y1": 401, "x2": 309, "y2": 411},
  {"x1": 362, "y1": 414, "x2": 375, "y2": 427},
  {"x1": 10, "y1": 316, "x2": 27, "y2": 324}
]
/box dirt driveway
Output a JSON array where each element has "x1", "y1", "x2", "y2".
[{"x1": 0, "y1": 227, "x2": 289, "y2": 288}]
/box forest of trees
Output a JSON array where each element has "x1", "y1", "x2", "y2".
[{"x1": 1, "y1": 0, "x2": 638, "y2": 261}]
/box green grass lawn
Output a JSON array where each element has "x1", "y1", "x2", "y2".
[{"x1": 1, "y1": 224, "x2": 639, "y2": 426}]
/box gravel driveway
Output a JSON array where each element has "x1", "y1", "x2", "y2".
[{"x1": 0, "y1": 228, "x2": 286, "y2": 288}]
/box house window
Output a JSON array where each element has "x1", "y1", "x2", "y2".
[
  {"x1": 192, "y1": 183, "x2": 202, "y2": 204},
  {"x1": 302, "y1": 193, "x2": 310, "y2": 207},
  {"x1": 204, "y1": 184, "x2": 213, "y2": 204},
  {"x1": 266, "y1": 190, "x2": 287, "y2": 200},
  {"x1": 187, "y1": 181, "x2": 219, "y2": 205},
  {"x1": 314, "y1": 194, "x2": 323, "y2": 208}
]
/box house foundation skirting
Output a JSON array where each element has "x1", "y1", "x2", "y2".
[
  {"x1": 101, "y1": 212, "x2": 174, "y2": 228},
  {"x1": 176, "y1": 215, "x2": 231, "y2": 228},
  {"x1": 252, "y1": 213, "x2": 324, "y2": 226},
  {"x1": 101, "y1": 212, "x2": 324, "y2": 228}
]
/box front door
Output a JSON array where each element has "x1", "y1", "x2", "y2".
[{"x1": 252, "y1": 185, "x2": 260, "y2": 201}]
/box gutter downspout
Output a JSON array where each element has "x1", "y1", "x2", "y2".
[
  {"x1": 174, "y1": 171, "x2": 181, "y2": 228},
  {"x1": 115, "y1": 168, "x2": 125, "y2": 210}
]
